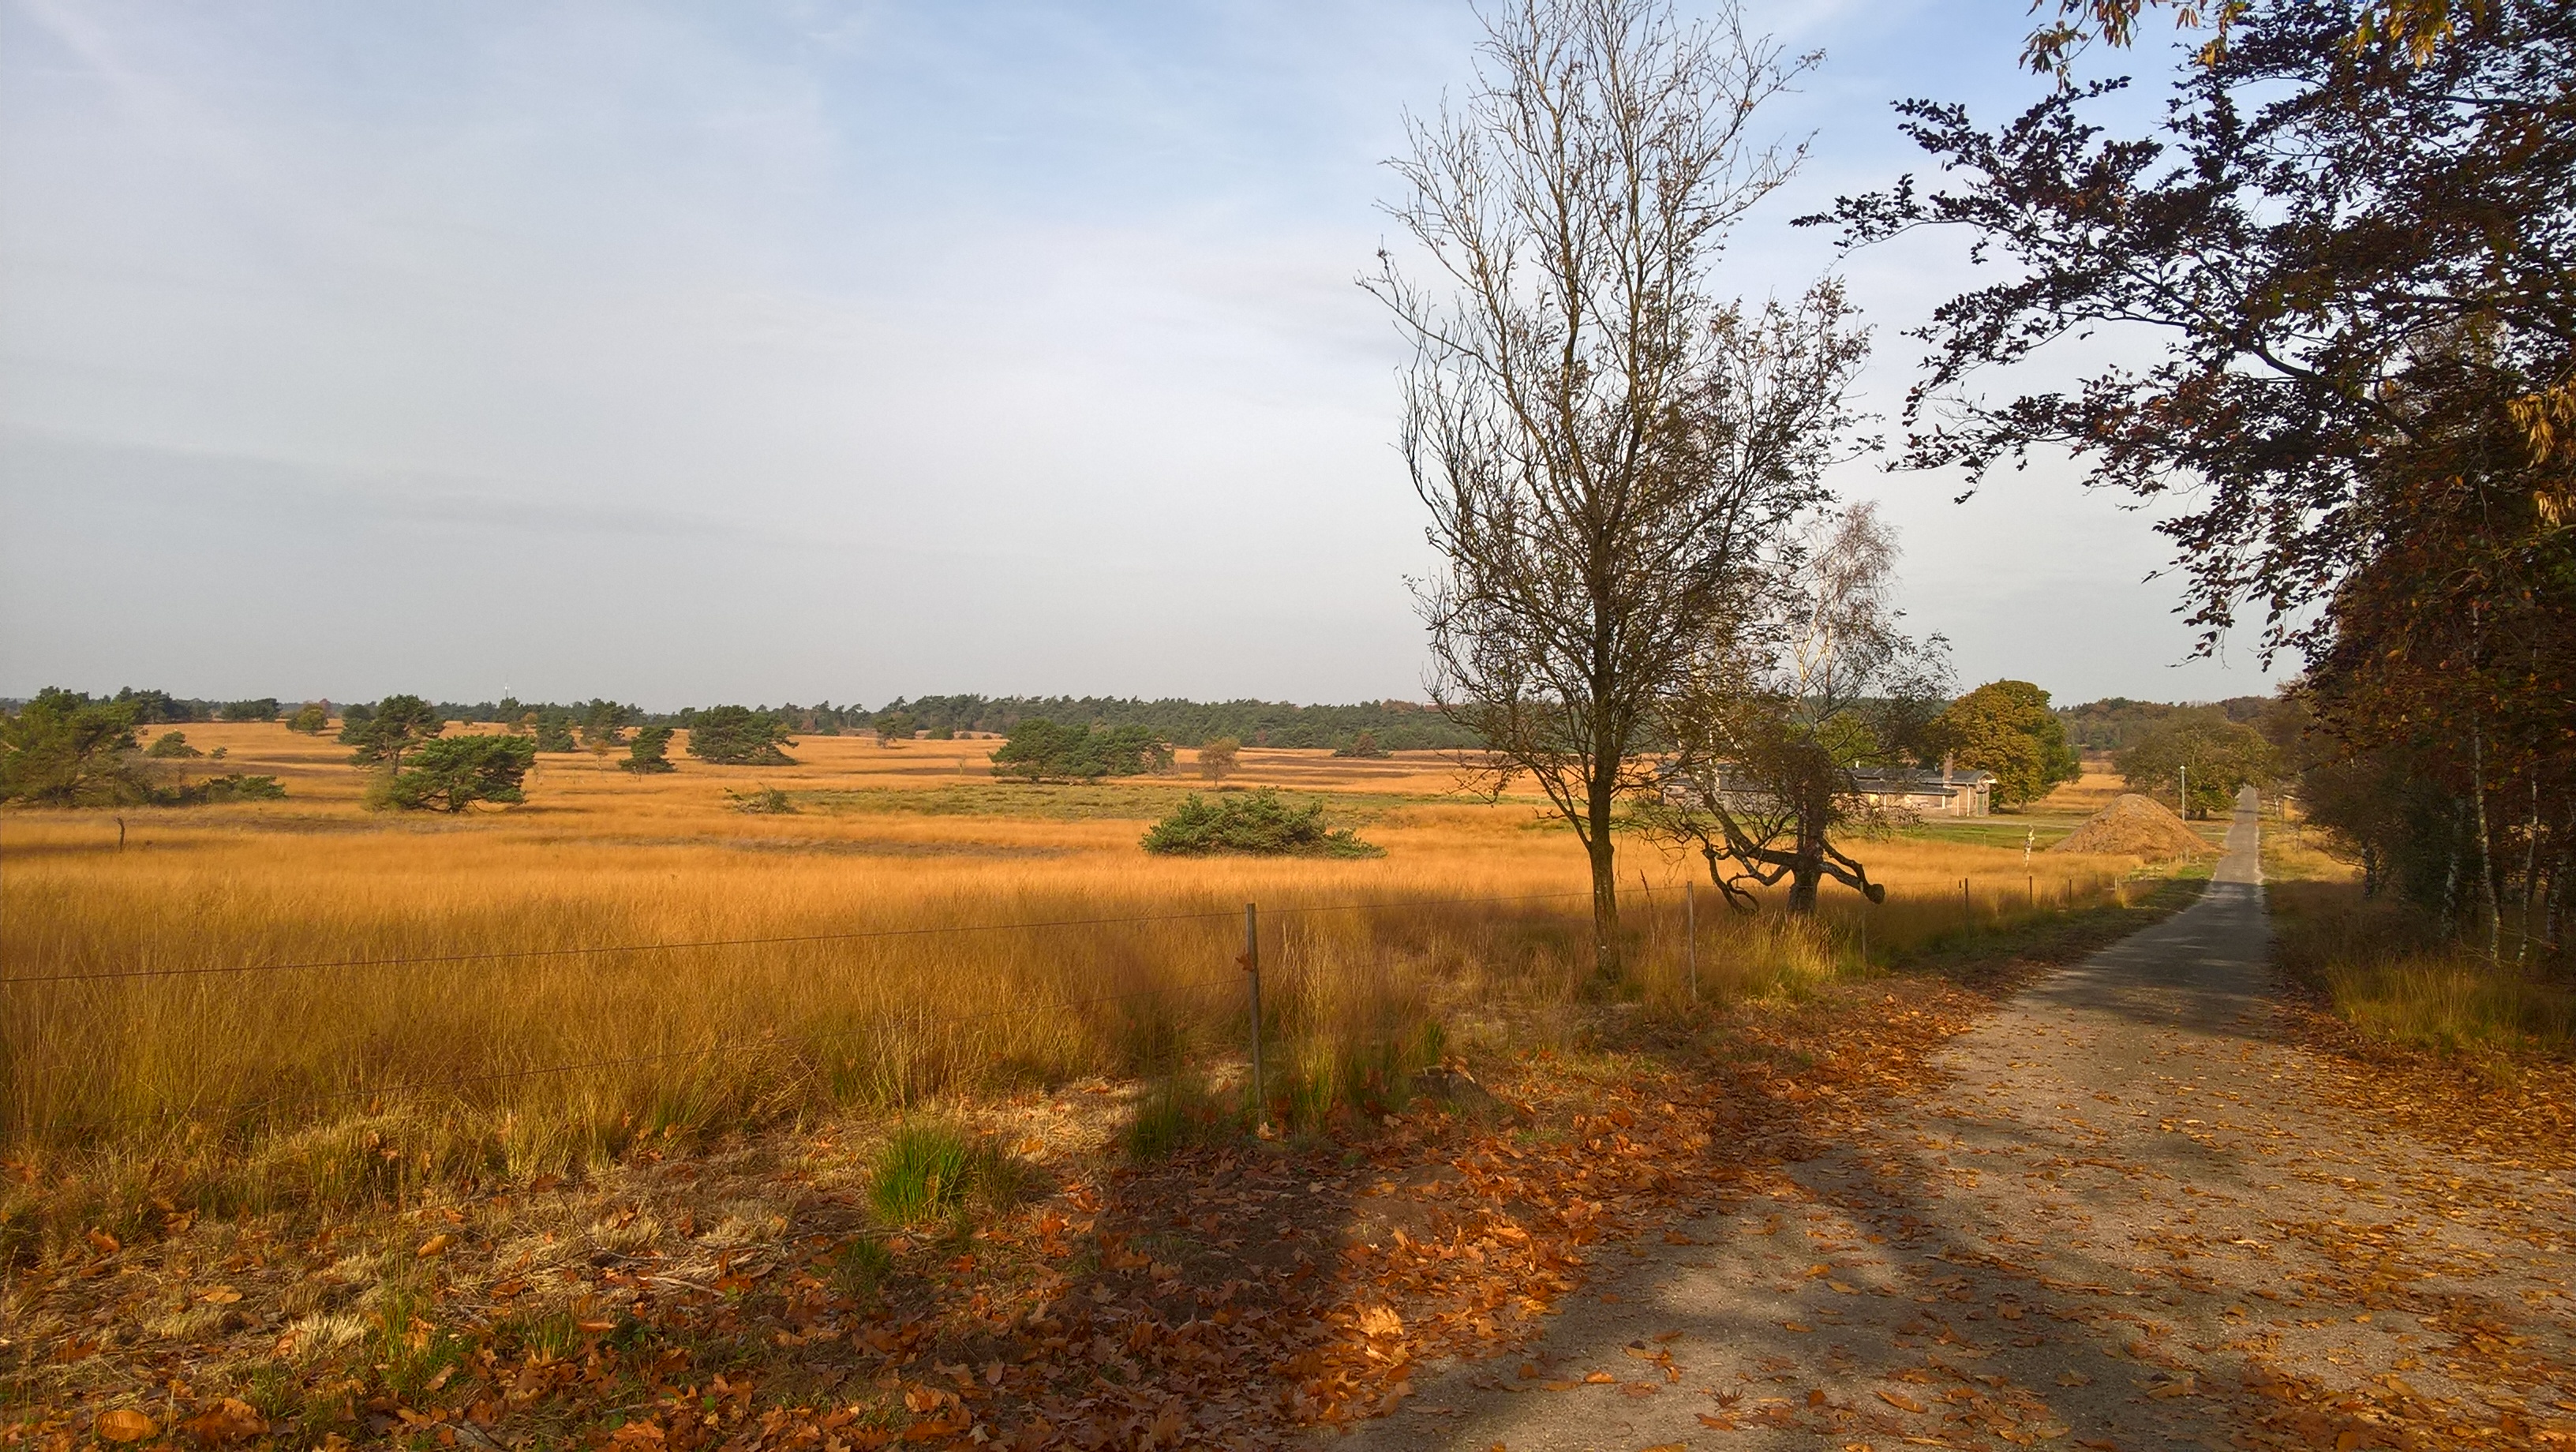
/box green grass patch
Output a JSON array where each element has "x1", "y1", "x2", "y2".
[{"x1": 865, "y1": 1122, "x2": 1024, "y2": 1226}]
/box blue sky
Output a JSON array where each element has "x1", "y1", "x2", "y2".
[{"x1": 0, "y1": 0, "x2": 2284, "y2": 710}]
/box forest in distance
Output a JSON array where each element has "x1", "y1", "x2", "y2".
[{"x1": 0, "y1": 686, "x2": 2262, "y2": 754}]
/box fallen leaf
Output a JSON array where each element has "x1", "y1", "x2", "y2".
[
  {"x1": 1782, "y1": 1322, "x2": 1813, "y2": 1334},
  {"x1": 1358, "y1": 1305, "x2": 1403, "y2": 1339},
  {"x1": 1696, "y1": 1413, "x2": 1739, "y2": 1430},
  {"x1": 95, "y1": 1410, "x2": 158, "y2": 1443},
  {"x1": 2148, "y1": 1375, "x2": 2196, "y2": 1399},
  {"x1": 197, "y1": 1286, "x2": 242, "y2": 1305},
  {"x1": 1828, "y1": 1280, "x2": 1859, "y2": 1294},
  {"x1": 1878, "y1": 1390, "x2": 1926, "y2": 1413},
  {"x1": 1543, "y1": 1381, "x2": 1581, "y2": 1393},
  {"x1": 417, "y1": 1233, "x2": 455, "y2": 1259},
  {"x1": 1583, "y1": 1371, "x2": 1616, "y2": 1384},
  {"x1": 2056, "y1": 1370, "x2": 2093, "y2": 1387},
  {"x1": 184, "y1": 1398, "x2": 267, "y2": 1445}
]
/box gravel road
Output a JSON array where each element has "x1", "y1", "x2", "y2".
[{"x1": 1342, "y1": 788, "x2": 2576, "y2": 1450}]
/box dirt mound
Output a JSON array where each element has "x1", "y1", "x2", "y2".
[{"x1": 2049, "y1": 792, "x2": 2215, "y2": 860}]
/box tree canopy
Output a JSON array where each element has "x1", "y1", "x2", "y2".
[
  {"x1": 1934, "y1": 680, "x2": 2080, "y2": 808},
  {"x1": 2115, "y1": 712, "x2": 2279, "y2": 819},
  {"x1": 376, "y1": 735, "x2": 538, "y2": 813},
  {"x1": 686, "y1": 706, "x2": 797, "y2": 766},
  {"x1": 990, "y1": 720, "x2": 1173, "y2": 782},
  {"x1": 342, "y1": 695, "x2": 446, "y2": 768},
  {"x1": 0, "y1": 689, "x2": 153, "y2": 806}
]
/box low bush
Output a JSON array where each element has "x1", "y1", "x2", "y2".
[
  {"x1": 168, "y1": 774, "x2": 287, "y2": 805},
  {"x1": 728, "y1": 786, "x2": 796, "y2": 814},
  {"x1": 1140, "y1": 788, "x2": 1383, "y2": 858}
]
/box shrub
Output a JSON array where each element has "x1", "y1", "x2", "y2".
[
  {"x1": 1141, "y1": 788, "x2": 1383, "y2": 857},
  {"x1": 144, "y1": 730, "x2": 201, "y2": 759},
  {"x1": 288, "y1": 702, "x2": 331, "y2": 735},
  {"x1": 874, "y1": 712, "x2": 917, "y2": 746},
  {"x1": 990, "y1": 719, "x2": 1173, "y2": 781},
  {"x1": 620, "y1": 726, "x2": 676, "y2": 774},
  {"x1": 167, "y1": 774, "x2": 287, "y2": 805},
  {"x1": 376, "y1": 735, "x2": 537, "y2": 813},
  {"x1": 687, "y1": 706, "x2": 797, "y2": 765},
  {"x1": 728, "y1": 786, "x2": 796, "y2": 814},
  {"x1": 1332, "y1": 730, "x2": 1390, "y2": 759}
]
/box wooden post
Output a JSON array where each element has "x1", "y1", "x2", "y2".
[
  {"x1": 1962, "y1": 877, "x2": 1971, "y2": 921},
  {"x1": 1242, "y1": 903, "x2": 1265, "y2": 1133},
  {"x1": 1684, "y1": 881, "x2": 1698, "y2": 1003}
]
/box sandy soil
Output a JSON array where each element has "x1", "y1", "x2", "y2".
[{"x1": 1339, "y1": 788, "x2": 2576, "y2": 1450}]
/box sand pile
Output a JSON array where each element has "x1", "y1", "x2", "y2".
[{"x1": 2048, "y1": 793, "x2": 2216, "y2": 860}]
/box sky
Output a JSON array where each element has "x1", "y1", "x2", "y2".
[{"x1": 0, "y1": 0, "x2": 2289, "y2": 711}]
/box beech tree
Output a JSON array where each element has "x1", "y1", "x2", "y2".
[
  {"x1": 1820, "y1": 0, "x2": 2573, "y2": 960},
  {"x1": 1372, "y1": 0, "x2": 1840, "y2": 971}
]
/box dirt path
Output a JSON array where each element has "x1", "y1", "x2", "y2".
[{"x1": 1344, "y1": 790, "x2": 2576, "y2": 1450}]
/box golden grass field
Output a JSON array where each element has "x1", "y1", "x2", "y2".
[{"x1": 2, "y1": 723, "x2": 2152, "y2": 1258}]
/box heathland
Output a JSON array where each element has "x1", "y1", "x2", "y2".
[
  {"x1": 3, "y1": 725, "x2": 2200, "y2": 1445},
  {"x1": 4, "y1": 724, "x2": 2160, "y2": 1238}
]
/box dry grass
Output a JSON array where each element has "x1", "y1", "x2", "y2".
[
  {"x1": 2, "y1": 723, "x2": 2146, "y2": 1262},
  {"x1": 2271, "y1": 880, "x2": 2574, "y2": 1066}
]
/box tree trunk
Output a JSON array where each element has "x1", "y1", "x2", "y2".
[
  {"x1": 1586, "y1": 827, "x2": 1621, "y2": 978},
  {"x1": 1784, "y1": 854, "x2": 1822, "y2": 913},
  {"x1": 1587, "y1": 771, "x2": 1622, "y2": 978},
  {"x1": 1783, "y1": 792, "x2": 1827, "y2": 914},
  {"x1": 2472, "y1": 724, "x2": 2499, "y2": 966}
]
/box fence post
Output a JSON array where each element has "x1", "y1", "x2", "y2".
[
  {"x1": 1962, "y1": 877, "x2": 1971, "y2": 922},
  {"x1": 1242, "y1": 902, "x2": 1266, "y2": 1134},
  {"x1": 1684, "y1": 881, "x2": 1697, "y2": 1004}
]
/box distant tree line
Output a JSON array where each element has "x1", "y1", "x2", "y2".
[
  {"x1": 2054, "y1": 697, "x2": 2271, "y2": 754},
  {"x1": 867, "y1": 696, "x2": 1483, "y2": 751}
]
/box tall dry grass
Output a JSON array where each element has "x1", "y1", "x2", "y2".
[
  {"x1": 1, "y1": 723, "x2": 2143, "y2": 1259},
  {"x1": 2271, "y1": 879, "x2": 2574, "y2": 1065}
]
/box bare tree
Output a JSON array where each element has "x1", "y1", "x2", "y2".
[
  {"x1": 1372, "y1": 0, "x2": 1834, "y2": 973},
  {"x1": 1652, "y1": 502, "x2": 1952, "y2": 913}
]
